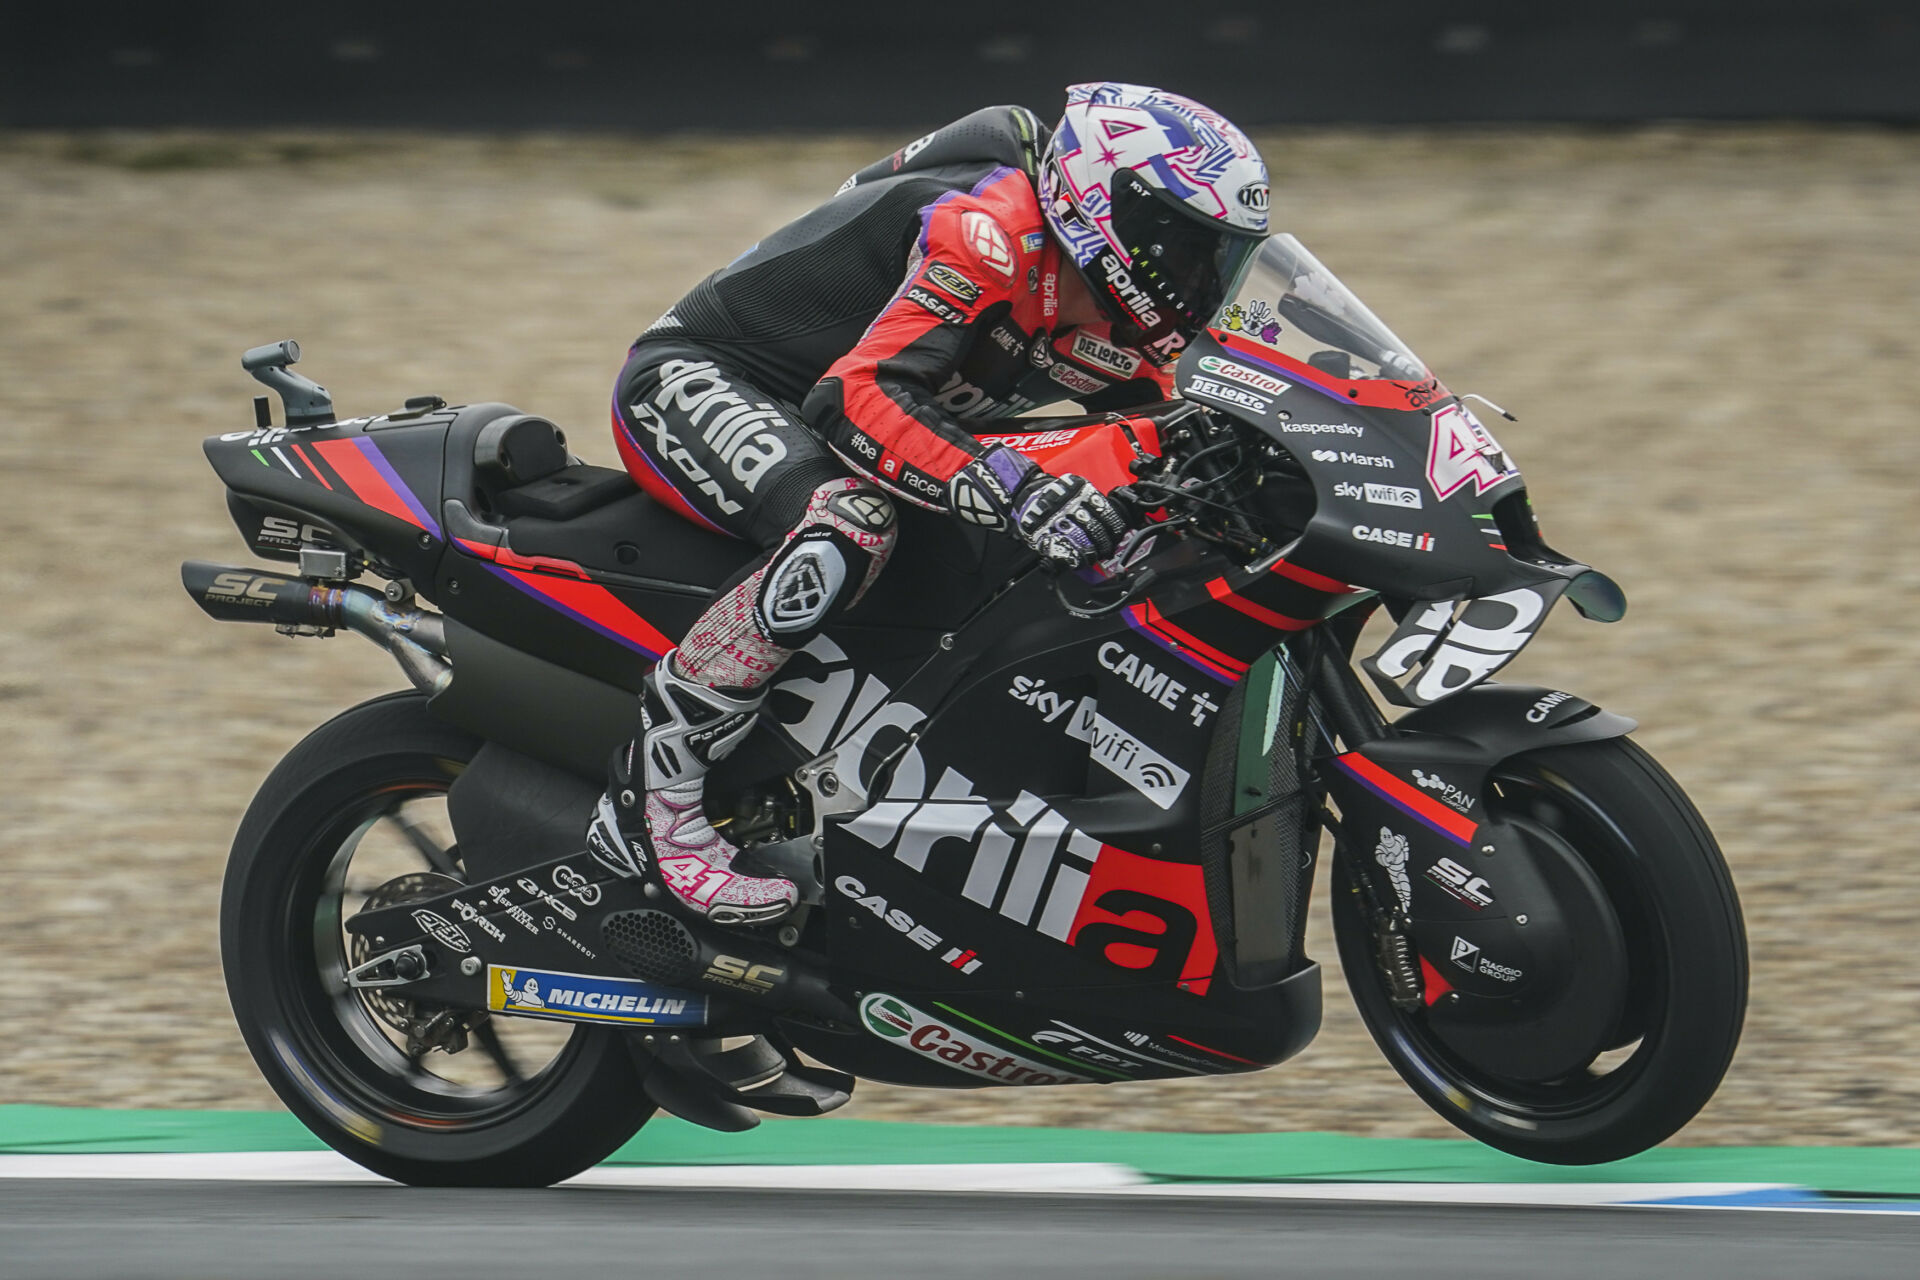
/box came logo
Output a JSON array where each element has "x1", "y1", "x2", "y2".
[
  {"x1": 858, "y1": 994, "x2": 1090, "y2": 1084},
  {"x1": 487, "y1": 965, "x2": 706, "y2": 1026}
]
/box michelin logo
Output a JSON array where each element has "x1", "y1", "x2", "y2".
[{"x1": 488, "y1": 965, "x2": 706, "y2": 1027}]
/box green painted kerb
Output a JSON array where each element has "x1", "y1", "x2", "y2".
[{"x1": 2, "y1": 1106, "x2": 1917, "y2": 1196}]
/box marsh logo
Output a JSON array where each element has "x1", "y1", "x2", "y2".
[
  {"x1": 1312, "y1": 449, "x2": 1395, "y2": 469},
  {"x1": 858, "y1": 994, "x2": 1091, "y2": 1085},
  {"x1": 487, "y1": 965, "x2": 707, "y2": 1027}
]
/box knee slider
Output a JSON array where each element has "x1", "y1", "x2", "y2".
[{"x1": 752, "y1": 483, "x2": 896, "y2": 644}]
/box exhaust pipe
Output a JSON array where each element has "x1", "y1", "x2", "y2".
[{"x1": 181, "y1": 560, "x2": 451, "y2": 694}]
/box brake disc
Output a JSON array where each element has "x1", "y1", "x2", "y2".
[{"x1": 348, "y1": 871, "x2": 466, "y2": 1044}]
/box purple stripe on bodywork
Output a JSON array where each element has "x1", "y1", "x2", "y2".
[
  {"x1": 476, "y1": 559, "x2": 667, "y2": 662},
  {"x1": 352, "y1": 437, "x2": 442, "y2": 537}
]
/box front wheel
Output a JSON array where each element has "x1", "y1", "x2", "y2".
[
  {"x1": 221, "y1": 693, "x2": 654, "y2": 1186},
  {"x1": 1333, "y1": 736, "x2": 1747, "y2": 1164}
]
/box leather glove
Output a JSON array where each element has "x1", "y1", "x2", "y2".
[{"x1": 947, "y1": 444, "x2": 1129, "y2": 570}]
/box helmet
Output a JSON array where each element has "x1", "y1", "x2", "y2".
[{"x1": 1041, "y1": 83, "x2": 1269, "y2": 348}]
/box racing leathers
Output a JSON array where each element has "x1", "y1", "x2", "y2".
[{"x1": 590, "y1": 105, "x2": 1175, "y2": 925}]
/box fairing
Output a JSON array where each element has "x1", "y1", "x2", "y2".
[{"x1": 1176, "y1": 236, "x2": 1621, "y2": 706}]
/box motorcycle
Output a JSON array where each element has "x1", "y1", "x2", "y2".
[{"x1": 185, "y1": 234, "x2": 1745, "y2": 1186}]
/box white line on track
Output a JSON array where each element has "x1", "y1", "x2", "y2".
[{"x1": 0, "y1": 1154, "x2": 1909, "y2": 1213}]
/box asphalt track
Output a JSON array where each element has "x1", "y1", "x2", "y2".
[{"x1": 1, "y1": 1181, "x2": 1916, "y2": 1280}]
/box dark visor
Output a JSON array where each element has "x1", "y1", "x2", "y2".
[{"x1": 1109, "y1": 167, "x2": 1264, "y2": 336}]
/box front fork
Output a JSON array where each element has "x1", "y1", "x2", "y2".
[{"x1": 1294, "y1": 604, "x2": 1426, "y2": 1010}]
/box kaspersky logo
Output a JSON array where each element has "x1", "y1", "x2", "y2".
[{"x1": 858, "y1": 994, "x2": 1091, "y2": 1085}]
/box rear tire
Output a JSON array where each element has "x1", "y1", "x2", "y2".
[
  {"x1": 221, "y1": 693, "x2": 654, "y2": 1186},
  {"x1": 1333, "y1": 736, "x2": 1746, "y2": 1164}
]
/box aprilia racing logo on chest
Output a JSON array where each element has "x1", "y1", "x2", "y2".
[
  {"x1": 1096, "y1": 251, "x2": 1162, "y2": 329},
  {"x1": 631, "y1": 360, "x2": 790, "y2": 515}
]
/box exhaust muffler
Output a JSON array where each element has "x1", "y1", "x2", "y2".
[{"x1": 181, "y1": 560, "x2": 450, "y2": 693}]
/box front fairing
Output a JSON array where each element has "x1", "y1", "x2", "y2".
[{"x1": 1173, "y1": 236, "x2": 1618, "y2": 706}]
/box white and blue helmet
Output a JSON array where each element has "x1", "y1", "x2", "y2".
[{"x1": 1041, "y1": 82, "x2": 1269, "y2": 345}]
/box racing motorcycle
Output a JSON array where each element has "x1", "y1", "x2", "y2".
[{"x1": 185, "y1": 235, "x2": 1745, "y2": 1186}]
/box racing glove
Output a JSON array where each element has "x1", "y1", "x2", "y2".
[{"x1": 951, "y1": 444, "x2": 1130, "y2": 571}]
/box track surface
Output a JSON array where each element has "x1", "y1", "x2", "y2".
[{"x1": 1, "y1": 1181, "x2": 1915, "y2": 1280}]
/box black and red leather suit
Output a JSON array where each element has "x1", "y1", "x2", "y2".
[{"x1": 611, "y1": 106, "x2": 1173, "y2": 690}]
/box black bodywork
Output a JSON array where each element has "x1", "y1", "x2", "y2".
[{"x1": 191, "y1": 330, "x2": 1635, "y2": 1097}]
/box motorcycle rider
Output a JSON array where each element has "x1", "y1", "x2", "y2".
[{"x1": 586, "y1": 82, "x2": 1270, "y2": 925}]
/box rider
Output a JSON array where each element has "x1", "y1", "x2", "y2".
[{"x1": 586, "y1": 82, "x2": 1270, "y2": 926}]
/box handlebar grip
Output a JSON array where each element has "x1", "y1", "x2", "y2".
[{"x1": 241, "y1": 339, "x2": 300, "y2": 372}]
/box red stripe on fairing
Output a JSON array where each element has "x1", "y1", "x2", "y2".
[
  {"x1": 1204, "y1": 577, "x2": 1316, "y2": 630},
  {"x1": 610, "y1": 398, "x2": 733, "y2": 537},
  {"x1": 312, "y1": 437, "x2": 428, "y2": 532},
  {"x1": 1269, "y1": 558, "x2": 1351, "y2": 593},
  {"x1": 290, "y1": 443, "x2": 333, "y2": 490},
  {"x1": 1419, "y1": 955, "x2": 1454, "y2": 1006},
  {"x1": 454, "y1": 537, "x2": 591, "y2": 580},
  {"x1": 493, "y1": 564, "x2": 675, "y2": 659},
  {"x1": 1165, "y1": 1033, "x2": 1260, "y2": 1066},
  {"x1": 1335, "y1": 751, "x2": 1478, "y2": 846},
  {"x1": 1131, "y1": 599, "x2": 1250, "y2": 678},
  {"x1": 1209, "y1": 330, "x2": 1447, "y2": 412}
]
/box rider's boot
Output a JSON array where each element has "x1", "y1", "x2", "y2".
[
  {"x1": 584, "y1": 477, "x2": 900, "y2": 927},
  {"x1": 586, "y1": 648, "x2": 798, "y2": 926}
]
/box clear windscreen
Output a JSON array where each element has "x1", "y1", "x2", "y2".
[{"x1": 1209, "y1": 235, "x2": 1429, "y2": 383}]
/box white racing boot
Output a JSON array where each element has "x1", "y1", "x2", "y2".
[{"x1": 585, "y1": 649, "x2": 797, "y2": 926}]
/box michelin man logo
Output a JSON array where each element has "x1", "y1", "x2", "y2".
[
  {"x1": 1373, "y1": 827, "x2": 1413, "y2": 914},
  {"x1": 502, "y1": 973, "x2": 546, "y2": 1009}
]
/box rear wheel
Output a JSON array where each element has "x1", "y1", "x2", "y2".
[
  {"x1": 1333, "y1": 736, "x2": 1746, "y2": 1164},
  {"x1": 221, "y1": 693, "x2": 653, "y2": 1186}
]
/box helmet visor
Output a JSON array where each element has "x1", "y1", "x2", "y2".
[{"x1": 1108, "y1": 167, "x2": 1266, "y2": 339}]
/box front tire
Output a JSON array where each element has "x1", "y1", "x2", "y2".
[
  {"x1": 1333, "y1": 736, "x2": 1747, "y2": 1163},
  {"x1": 221, "y1": 693, "x2": 654, "y2": 1186}
]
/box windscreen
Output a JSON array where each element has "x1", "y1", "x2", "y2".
[{"x1": 1209, "y1": 235, "x2": 1429, "y2": 383}]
